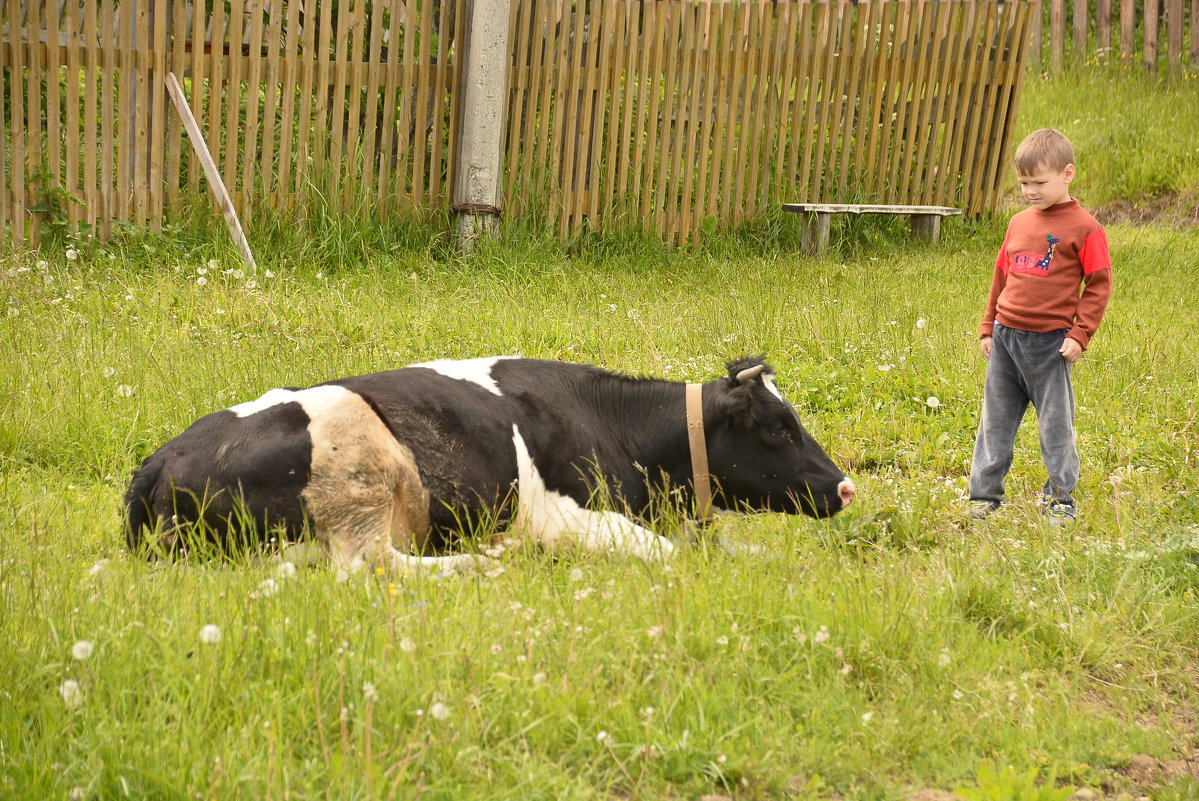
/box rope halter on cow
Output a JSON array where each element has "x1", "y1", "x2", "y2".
[{"x1": 685, "y1": 382, "x2": 714, "y2": 523}]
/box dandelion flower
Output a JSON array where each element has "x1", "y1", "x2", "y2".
[
  {"x1": 715, "y1": 635, "x2": 729, "y2": 646},
  {"x1": 362, "y1": 683, "x2": 379, "y2": 703},
  {"x1": 399, "y1": 637, "x2": 417, "y2": 653},
  {"x1": 245, "y1": 280, "x2": 257, "y2": 290},
  {"x1": 532, "y1": 672, "x2": 547, "y2": 686},
  {"x1": 938, "y1": 651, "x2": 952, "y2": 668},
  {"x1": 88, "y1": 559, "x2": 109, "y2": 577},
  {"x1": 925, "y1": 396, "x2": 941, "y2": 408},
  {"x1": 646, "y1": 625, "x2": 664, "y2": 639},
  {"x1": 861, "y1": 711, "x2": 874, "y2": 723},
  {"x1": 37, "y1": 260, "x2": 49, "y2": 270},
  {"x1": 568, "y1": 567, "x2": 585, "y2": 583},
  {"x1": 197, "y1": 266, "x2": 208, "y2": 276},
  {"x1": 196, "y1": 276, "x2": 208, "y2": 287},
  {"x1": 596, "y1": 730, "x2": 612, "y2": 744},
  {"x1": 199, "y1": 624, "x2": 222, "y2": 644},
  {"x1": 102, "y1": 367, "x2": 116, "y2": 378},
  {"x1": 257, "y1": 578, "x2": 279, "y2": 597},
  {"x1": 813, "y1": 625, "x2": 830, "y2": 644},
  {"x1": 71, "y1": 641, "x2": 94, "y2": 661},
  {"x1": 116, "y1": 384, "x2": 135, "y2": 398},
  {"x1": 264, "y1": 270, "x2": 276, "y2": 279},
  {"x1": 232, "y1": 269, "x2": 245, "y2": 280},
  {"x1": 207, "y1": 259, "x2": 219, "y2": 271},
  {"x1": 953, "y1": 689, "x2": 964, "y2": 700},
  {"x1": 276, "y1": 561, "x2": 297, "y2": 580},
  {"x1": 65, "y1": 248, "x2": 79, "y2": 261},
  {"x1": 429, "y1": 702, "x2": 450, "y2": 721},
  {"x1": 59, "y1": 679, "x2": 83, "y2": 708},
  {"x1": 916, "y1": 318, "x2": 928, "y2": 329}
]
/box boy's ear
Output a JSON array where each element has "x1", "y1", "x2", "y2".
[{"x1": 1062, "y1": 163, "x2": 1075, "y2": 183}]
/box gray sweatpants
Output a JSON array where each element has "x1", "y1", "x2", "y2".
[{"x1": 969, "y1": 322, "x2": 1079, "y2": 508}]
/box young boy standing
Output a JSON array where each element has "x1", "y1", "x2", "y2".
[{"x1": 969, "y1": 128, "x2": 1113, "y2": 524}]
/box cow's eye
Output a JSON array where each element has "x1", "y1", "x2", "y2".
[{"x1": 768, "y1": 422, "x2": 795, "y2": 444}]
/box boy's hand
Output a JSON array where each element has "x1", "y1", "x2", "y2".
[
  {"x1": 980, "y1": 336, "x2": 993, "y2": 358},
  {"x1": 1060, "y1": 337, "x2": 1083, "y2": 363}
]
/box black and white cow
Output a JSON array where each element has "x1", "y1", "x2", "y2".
[{"x1": 125, "y1": 357, "x2": 854, "y2": 573}]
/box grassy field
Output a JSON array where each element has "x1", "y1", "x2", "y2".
[{"x1": 2, "y1": 68, "x2": 1199, "y2": 801}]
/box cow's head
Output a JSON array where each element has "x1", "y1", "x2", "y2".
[{"x1": 705, "y1": 358, "x2": 854, "y2": 518}]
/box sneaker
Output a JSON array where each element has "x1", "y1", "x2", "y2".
[
  {"x1": 1043, "y1": 502, "x2": 1077, "y2": 527},
  {"x1": 967, "y1": 500, "x2": 1001, "y2": 520}
]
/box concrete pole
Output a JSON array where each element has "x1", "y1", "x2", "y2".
[{"x1": 452, "y1": 0, "x2": 513, "y2": 253}]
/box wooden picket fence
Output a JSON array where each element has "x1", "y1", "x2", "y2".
[
  {"x1": 2, "y1": 0, "x2": 1030, "y2": 246},
  {"x1": 505, "y1": 0, "x2": 1030, "y2": 240},
  {"x1": 1028, "y1": 0, "x2": 1198, "y2": 73}
]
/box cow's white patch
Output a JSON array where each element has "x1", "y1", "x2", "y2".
[
  {"x1": 763, "y1": 374, "x2": 786, "y2": 402},
  {"x1": 409, "y1": 356, "x2": 516, "y2": 396},
  {"x1": 229, "y1": 384, "x2": 353, "y2": 419},
  {"x1": 511, "y1": 425, "x2": 673, "y2": 561}
]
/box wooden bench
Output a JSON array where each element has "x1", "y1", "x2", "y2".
[{"x1": 781, "y1": 203, "x2": 963, "y2": 255}]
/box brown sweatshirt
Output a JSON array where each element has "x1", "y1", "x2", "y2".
[{"x1": 980, "y1": 199, "x2": 1113, "y2": 349}]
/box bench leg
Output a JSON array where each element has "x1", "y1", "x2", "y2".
[
  {"x1": 910, "y1": 213, "x2": 942, "y2": 243},
  {"x1": 800, "y1": 212, "x2": 831, "y2": 255}
]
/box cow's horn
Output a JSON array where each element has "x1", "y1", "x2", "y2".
[{"x1": 735, "y1": 364, "x2": 766, "y2": 384}]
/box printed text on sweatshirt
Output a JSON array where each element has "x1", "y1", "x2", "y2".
[{"x1": 980, "y1": 199, "x2": 1112, "y2": 349}]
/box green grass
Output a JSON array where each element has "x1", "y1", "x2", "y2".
[
  {"x1": 3, "y1": 67, "x2": 1199, "y2": 800},
  {"x1": 1010, "y1": 66, "x2": 1199, "y2": 216}
]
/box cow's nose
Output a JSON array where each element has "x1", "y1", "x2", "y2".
[{"x1": 837, "y1": 478, "x2": 856, "y2": 508}]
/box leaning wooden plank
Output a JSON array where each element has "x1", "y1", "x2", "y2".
[{"x1": 166, "y1": 71, "x2": 258, "y2": 273}]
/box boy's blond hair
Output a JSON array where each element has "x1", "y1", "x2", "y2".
[{"x1": 1014, "y1": 128, "x2": 1074, "y2": 174}]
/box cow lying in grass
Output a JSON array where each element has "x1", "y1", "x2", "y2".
[{"x1": 125, "y1": 356, "x2": 854, "y2": 573}]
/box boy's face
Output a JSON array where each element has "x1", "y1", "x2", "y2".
[{"x1": 1016, "y1": 163, "x2": 1075, "y2": 210}]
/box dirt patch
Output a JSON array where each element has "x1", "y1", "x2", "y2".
[
  {"x1": 1119, "y1": 751, "x2": 1199, "y2": 788},
  {"x1": 1092, "y1": 193, "x2": 1199, "y2": 228}
]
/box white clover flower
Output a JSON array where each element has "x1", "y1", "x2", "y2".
[
  {"x1": 71, "y1": 640, "x2": 94, "y2": 661},
  {"x1": 640, "y1": 706, "x2": 655, "y2": 720},
  {"x1": 532, "y1": 672, "x2": 547, "y2": 686},
  {"x1": 305, "y1": 630, "x2": 318, "y2": 647},
  {"x1": 88, "y1": 558, "x2": 110, "y2": 577},
  {"x1": 264, "y1": 270, "x2": 276, "y2": 279},
  {"x1": 953, "y1": 689, "x2": 964, "y2": 700},
  {"x1": 925, "y1": 396, "x2": 941, "y2": 408},
  {"x1": 102, "y1": 367, "x2": 116, "y2": 378},
  {"x1": 207, "y1": 259, "x2": 219, "y2": 271},
  {"x1": 59, "y1": 679, "x2": 83, "y2": 708},
  {"x1": 37, "y1": 260, "x2": 49, "y2": 270},
  {"x1": 232, "y1": 269, "x2": 245, "y2": 280},
  {"x1": 196, "y1": 276, "x2": 208, "y2": 287},
  {"x1": 861, "y1": 711, "x2": 874, "y2": 723},
  {"x1": 362, "y1": 683, "x2": 378, "y2": 703},
  {"x1": 646, "y1": 625, "x2": 664, "y2": 639},
  {"x1": 65, "y1": 248, "x2": 79, "y2": 261},
  {"x1": 276, "y1": 561, "x2": 297, "y2": 580},
  {"x1": 938, "y1": 651, "x2": 952, "y2": 668},
  {"x1": 257, "y1": 578, "x2": 279, "y2": 597},
  {"x1": 568, "y1": 567, "x2": 584, "y2": 583},
  {"x1": 399, "y1": 637, "x2": 417, "y2": 653},
  {"x1": 813, "y1": 626, "x2": 830, "y2": 644},
  {"x1": 429, "y1": 702, "x2": 450, "y2": 721},
  {"x1": 68, "y1": 787, "x2": 85, "y2": 801},
  {"x1": 116, "y1": 384, "x2": 135, "y2": 398},
  {"x1": 199, "y1": 624, "x2": 222, "y2": 644},
  {"x1": 715, "y1": 635, "x2": 729, "y2": 646},
  {"x1": 596, "y1": 730, "x2": 612, "y2": 744},
  {"x1": 916, "y1": 318, "x2": 928, "y2": 329},
  {"x1": 839, "y1": 663, "x2": 852, "y2": 675}
]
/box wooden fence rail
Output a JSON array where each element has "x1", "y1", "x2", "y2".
[
  {"x1": 2, "y1": 0, "x2": 1029, "y2": 246},
  {"x1": 1028, "y1": 0, "x2": 1197, "y2": 73}
]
